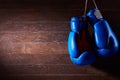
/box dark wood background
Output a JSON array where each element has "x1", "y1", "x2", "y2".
[{"x1": 0, "y1": 0, "x2": 120, "y2": 80}]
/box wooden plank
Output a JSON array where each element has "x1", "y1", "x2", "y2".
[
  {"x1": 0, "y1": 42, "x2": 67, "y2": 54},
  {"x1": 0, "y1": 31, "x2": 69, "y2": 42},
  {"x1": 0, "y1": 75, "x2": 119, "y2": 80},
  {"x1": 0, "y1": 22, "x2": 70, "y2": 31},
  {"x1": 0, "y1": 64, "x2": 105, "y2": 75},
  {"x1": 0, "y1": 8, "x2": 119, "y2": 22},
  {"x1": 0, "y1": 54, "x2": 70, "y2": 65},
  {"x1": 0, "y1": 0, "x2": 119, "y2": 11},
  {"x1": 0, "y1": 10, "x2": 119, "y2": 32},
  {"x1": 0, "y1": 53, "x2": 120, "y2": 66}
]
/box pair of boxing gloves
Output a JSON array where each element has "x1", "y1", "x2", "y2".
[{"x1": 68, "y1": 8, "x2": 119, "y2": 66}]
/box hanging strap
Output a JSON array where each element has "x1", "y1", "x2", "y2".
[
  {"x1": 84, "y1": 0, "x2": 88, "y2": 16},
  {"x1": 83, "y1": 0, "x2": 99, "y2": 16},
  {"x1": 92, "y1": 0, "x2": 98, "y2": 9}
]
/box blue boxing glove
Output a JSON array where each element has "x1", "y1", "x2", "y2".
[
  {"x1": 68, "y1": 16, "x2": 96, "y2": 66},
  {"x1": 87, "y1": 8, "x2": 119, "y2": 57}
]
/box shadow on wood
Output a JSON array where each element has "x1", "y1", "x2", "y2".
[{"x1": 92, "y1": 31, "x2": 120, "y2": 78}]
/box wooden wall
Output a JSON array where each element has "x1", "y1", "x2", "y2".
[{"x1": 0, "y1": 0, "x2": 120, "y2": 80}]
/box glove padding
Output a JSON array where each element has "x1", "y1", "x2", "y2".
[
  {"x1": 87, "y1": 8, "x2": 119, "y2": 57},
  {"x1": 68, "y1": 16, "x2": 96, "y2": 66}
]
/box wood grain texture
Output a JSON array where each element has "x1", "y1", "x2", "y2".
[{"x1": 0, "y1": 0, "x2": 120, "y2": 80}]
